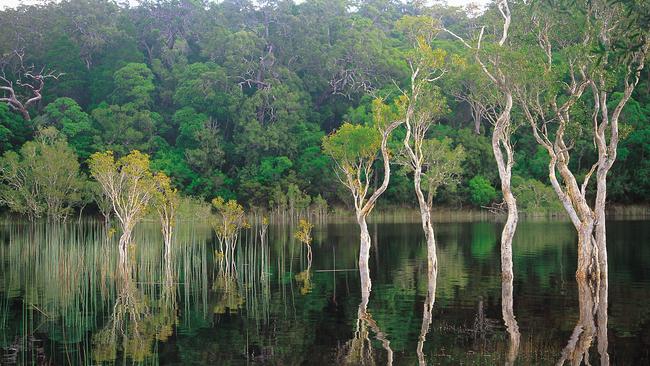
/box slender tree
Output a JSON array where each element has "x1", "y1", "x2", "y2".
[
  {"x1": 443, "y1": 0, "x2": 518, "y2": 279},
  {"x1": 323, "y1": 99, "x2": 401, "y2": 296},
  {"x1": 89, "y1": 150, "x2": 156, "y2": 258},
  {"x1": 153, "y1": 172, "x2": 179, "y2": 257},
  {"x1": 397, "y1": 15, "x2": 465, "y2": 284}
]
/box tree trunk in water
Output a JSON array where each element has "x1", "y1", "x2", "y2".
[
  {"x1": 595, "y1": 169, "x2": 608, "y2": 278},
  {"x1": 358, "y1": 214, "x2": 372, "y2": 299},
  {"x1": 413, "y1": 168, "x2": 438, "y2": 278},
  {"x1": 491, "y1": 93, "x2": 518, "y2": 280},
  {"x1": 597, "y1": 277, "x2": 609, "y2": 365},
  {"x1": 501, "y1": 276, "x2": 520, "y2": 365},
  {"x1": 576, "y1": 222, "x2": 599, "y2": 280}
]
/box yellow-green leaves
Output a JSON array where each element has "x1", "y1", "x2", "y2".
[
  {"x1": 322, "y1": 122, "x2": 381, "y2": 168},
  {"x1": 89, "y1": 150, "x2": 157, "y2": 243},
  {"x1": 294, "y1": 219, "x2": 313, "y2": 246},
  {"x1": 211, "y1": 197, "x2": 249, "y2": 242},
  {"x1": 396, "y1": 15, "x2": 440, "y2": 45}
]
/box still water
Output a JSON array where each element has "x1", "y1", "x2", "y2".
[{"x1": 1, "y1": 219, "x2": 649, "y2": 365}]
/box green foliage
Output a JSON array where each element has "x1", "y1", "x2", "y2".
[
  {"x1": 0, "y1": 0, "x2": 646, "y2": 212},
  {"x1": 88, "y1": 150, "x2": 157, "y2": 236},
  {"x1": 211, "y1": 197, "x2": 248, "y2": 244},
  {"x1": 294, "y1": 219, "x2": 313, "y2": 246},
  {"x1": 512, "y1": 176, "x2": 563, "y2": 214},
  {"x1": 91, "y1": 103, "x2": 159, "y2": 155},
  {"x1": 112, "y1": 63, "x2": 156, "y2": 107},
  {"x1": 420, "y1": 137, "x2": 466, "y2": 196},
  {"x1": 0, "y1": 104, "x2": 30, "y2": 153},
  {"x1": 0, "y1": 128, "x2": 85, "y2": 220},
  {"x1": 468, "y1": 175, "x2": 497, "y2": 206},
  {"x1": 35, "y1": 98, "x2": 97, "y2": 160},
  {"x1": 322, "y1": 122, "x2": 380, "y2": 168}
]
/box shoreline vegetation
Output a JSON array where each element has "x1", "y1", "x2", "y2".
[{"x1": 2, "y1": 203, "x2": 648, "y2": 226}]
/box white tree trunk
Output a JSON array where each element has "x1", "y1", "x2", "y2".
[
  {"x1": 491, "y1": 93, "x2": 518, "y2": 280},
  {"x1": 357, "y1": 214, "x2": 372, "y2": 299}
]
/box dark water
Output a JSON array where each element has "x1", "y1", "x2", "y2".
[{"x1": 1, "y1": 219, "x2": 649, "y2": 365}]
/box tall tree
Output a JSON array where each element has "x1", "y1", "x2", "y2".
[
  {"x1": 322, "y1": 99, "x2": 401, "y2": 296},
  {"x1": 513, "y1": 0, "x2": 649, "y2": 279}
]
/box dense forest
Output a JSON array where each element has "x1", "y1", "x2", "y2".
[{"x1": 0, "y1": 0, "x2": 649, "y2": 219}]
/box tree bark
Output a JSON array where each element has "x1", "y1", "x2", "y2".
[
  {"x1": 357, "y1": 214, "x2": 372, "y2": 298},
  {"x1": 491, "y1": 92, "x2": 518, "y2": 280},
  {"x1": 501, "y1": 276, "x2": 520, "y2": 365}
]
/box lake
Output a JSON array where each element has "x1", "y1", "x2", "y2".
[{"x1": 1, "y1": 219, "x2": 649, "y2": 365}]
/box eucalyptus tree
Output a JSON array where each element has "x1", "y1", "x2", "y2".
[
  {"x1": 512, "y1": 0, "x2": 649, "y2": 279},
  {"x1": 322, "y1": 99, "x2": 401, "y2": 295}
]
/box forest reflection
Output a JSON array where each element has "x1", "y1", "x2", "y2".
[{"x1": 0, "y1": 220, "x2": 647, "y2": 365}]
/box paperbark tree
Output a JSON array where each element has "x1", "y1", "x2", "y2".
[
  {"x1": 557, "y1": 278, "x2": 609, "y2": 365},
  {"x1": 153, "y1": 172, "x2": 179, "y2": 258},
  {"x1": 501, "y1": 275, "x2": 520, "y2": 365},
  {"x1": 323, "y1": 99, "x2": 401, "y2": 296},
  {"x1": 211, "y1": 197, "x2": 248, "y2": 276},
  {"x1": 514, "y1": 0, "x2": 649, "y2": 279},
  {"x1": 0, "y1": 127, "x2": 85, "y2": 221},
  {"x1": 89, "y1": 150, "x2": 156, "y2": 258},
  {"x1": 339, "y1": 257, "x2": 393, "y2": 366},
  {"x1": 397, "y1": 15, "x2": 464, "y2": 286},
  {"x1": 417, "y1": 262, "x2": 438, "y2": 366},
  {"x1": 443, "y1": 0, "x2": 518, "y2": 280}
]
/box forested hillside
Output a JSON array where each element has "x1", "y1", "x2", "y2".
[{"x1": 1, "y1": 0, "x2": 649, "y2": 218}]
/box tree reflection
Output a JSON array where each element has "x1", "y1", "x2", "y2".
[
  {"x1": 557, "y1": 278, "x2": 609, "y2": 365},
  {"x1": 92, "y1": 246, "x2": 179, "y2": 362},
  {"x1": 212, "y1": 252, "x2": 244, "y2": 314},
  {"x1": 338, "y1": 260, "x2": 393, "y2": 366},
  {"x1": 417, "y1": 259, "x2": 438, "y2": 365},
  {"x1": 502, "y1": 275, "x2": 520, "y2": 365},
  {"x1": 92, "y1": 255, "x2": 152, "y2": 362}
]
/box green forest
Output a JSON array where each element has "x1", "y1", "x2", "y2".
[{"x1": 0, "y1": 0, "x2": 649, "y2": 220}]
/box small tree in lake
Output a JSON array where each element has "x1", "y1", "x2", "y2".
[
  {"x1": 294, "y1": 219, "x2": 314, "y2": 294},
  {"x1": 211, "y1": 197, "x2": 248, "y2": 272},
  {"x1": 153, "y1": 172, "x2": 179, "y2": 258},
  {"x1": 294, "y1": 219, "x2": 313, "y2": 262},
  {"x1": 89, "y1": 150, "x2": 156, "y2": 257},
  {"x1": 322, "y1": 99, "x2": 402, "y2": 296}
]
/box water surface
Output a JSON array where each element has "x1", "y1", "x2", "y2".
[{"x1": 1, "y1": 219, "x2": 649, "y2": 365}]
